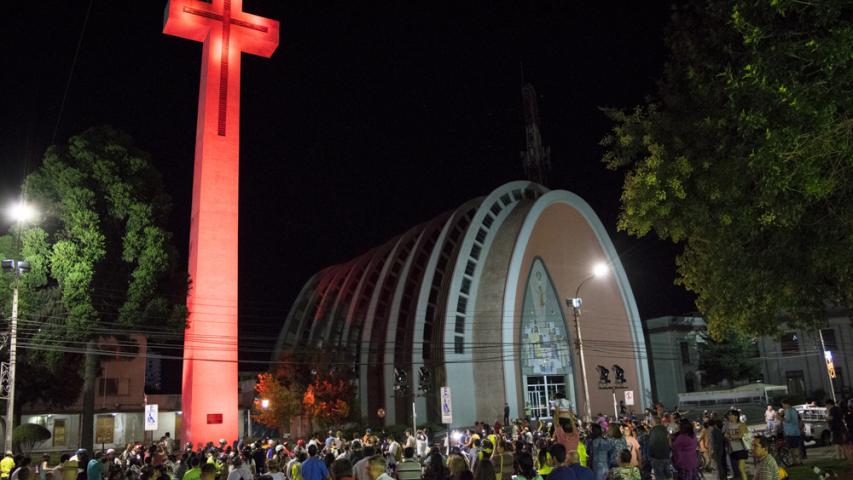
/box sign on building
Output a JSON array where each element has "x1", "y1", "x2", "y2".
[
  {"x1": 145, "y1": 404, "x2": 159, "y2": 431},
  {"x1": 624, "y1": 390, "x2": 635, "y2": 406},
  {"x1": 440, "y1": 386, "x2": 453, "y2": 424}
]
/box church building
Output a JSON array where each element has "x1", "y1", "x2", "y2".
[{"x1": 273, "y1": 180, "x2": 651, "y2": 427}]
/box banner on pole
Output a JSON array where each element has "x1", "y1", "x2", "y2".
[
  {"x1": 145, "y1": 404, "x2": 158, "y2": 431},
  {"x1": 440, "y1": 386, "x2": 453, "y2": 424}
]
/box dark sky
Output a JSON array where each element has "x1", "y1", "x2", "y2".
[{"x1": 3, "y1": 1, "x2": 695, "y2": 383}]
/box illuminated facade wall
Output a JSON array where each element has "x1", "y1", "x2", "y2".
[{"x1": 273, "y1": 181, "x2": 651, "y2": 427}]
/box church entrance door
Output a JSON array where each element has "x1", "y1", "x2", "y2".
[{"x1": 525, "y1": 375, "x2": 566, "y2": 419}]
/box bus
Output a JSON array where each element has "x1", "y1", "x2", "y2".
[{"x1": 677, "y1": 384, "x2": 788, "y2": 423}]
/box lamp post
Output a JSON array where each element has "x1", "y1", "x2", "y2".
[
  {"x1": 566, "y1": 262, "x2": 608, "y2": 423},
  {"x1": 2, "y1": 201, "x2": 37, "y2": 451}
]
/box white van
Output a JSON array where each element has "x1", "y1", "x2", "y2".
[{"x1": 794, "y1": 404, "x2": 830, "y2": 444}]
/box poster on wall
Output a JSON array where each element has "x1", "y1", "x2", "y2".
[{"x1": 145, "y1": 404, "x2": 159, "y2": 431}]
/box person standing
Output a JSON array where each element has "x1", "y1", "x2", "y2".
[
  {"x1": 708, "y1": 420, "x2": 727, "y2": 480},
  {"x1": 779, "y1": 399, "x2": 802, "y2": 466},
  {"x1": 606, "y1": 425, "x2": 627, "y2": 468},
  {"x1": 301, "y1": 446, "x2": 330, "y2": 480},
  {"x1": 750, "y1": 436, "x2": 779, "y2": 480},
  {"x1": 1, "y1": 452, "x2": 15, "y2": 480},
  {"x1": 724, "y1": 410, "x2": 749, "y2": 480},
  {"x1": 671, "y1": 420, "x2": 699, "y2": 480},
  {"x1": 86, "y1": 453, "x2": 103, "y2": 480},
  {"x1": 765, "y1": 406, "x2": 777, "y2": 435},
  {"x1": 826, "y1": 399, "x2": 847, "y2": 460},
  {"x1": 504, "y1": 403, "x2": 511, "y2": 428},
  {"x1": 566, "y1": 451, "x2": 592, "y2": 480},
  {"x1": 589, "y1": 425, "x2": 613, "y2": 480},
  {"x1": 646, "y1": 418, "x2": 672, "y2": 480}
]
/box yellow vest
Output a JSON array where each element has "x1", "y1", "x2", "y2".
[
  {"x1": 1, "y1": 457, "x2": 15, "y2": 478},
  {"x1": 578, "y1": 441, "x2": 588, "y2": 467}
]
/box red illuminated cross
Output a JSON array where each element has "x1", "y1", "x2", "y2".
[{"x1": 164, "y1": 0, "x2": 279, "y2": 136}]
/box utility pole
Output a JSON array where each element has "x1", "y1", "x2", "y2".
[
  {"x1": 818, "y1": 329, "x2": 837, "y2": 403},
  {"x1": 1, "y1": 260, "x2": 27, "y2": 451}
]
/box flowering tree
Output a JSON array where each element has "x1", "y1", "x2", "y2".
[{"x1": 254, "y1": 372, "x2": 303, "y2": 432}]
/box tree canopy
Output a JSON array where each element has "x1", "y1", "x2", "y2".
[
  {"x1": 601, "y1": 0, "x2": 853, "y2": 337},
  {"x1": 17, "y1": 126, "x2": 187, "y2": 449},
  {"x1": 697, "y1": 333, "x2": 761, "y2": 387}
]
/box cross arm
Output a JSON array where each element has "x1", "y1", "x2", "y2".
[
  {"x1": 232, "y1": 12, "x2": 280, "y2": 58},
  {"x1": 163, "y1": 0, "x2": 218, "y2": 42}
]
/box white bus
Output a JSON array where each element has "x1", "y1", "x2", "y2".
[{"x1": 677, "y1": 384, "x2": 788, "y2": 422}]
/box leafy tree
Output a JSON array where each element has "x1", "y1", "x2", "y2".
[
  {"x1": 19, "y1": 126, "x2": 187, "y2": 451},
  {"x1": 253, "y1": 372, "x2": 303, "y2": 433},
  {"x1": 697, "y1": 333, "x2": 761, "y2": 387},
  {"x1": 302, "y1": 376, "x2": 353, "y2": 428},
  {"x1": 266, "y1": 346, "x2": 357, "y2": 429},
  {"x1": 0, "y1": 238, "x2": 82, "y2": 412},
  {"x1": 601, "y1": 0, "x2": 853, "y2": 337},
  {"x1": 12, "y1": 423, "x2": 51, "y2": 455}
]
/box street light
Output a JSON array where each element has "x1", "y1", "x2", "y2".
[
  {"x1": 260, "y1": 398, "x2": 270, "y2": 409},
  {"x1": 566, "y1": 262, "x2": 609, "y2": 423},
  {"x1": 2, "y1": 201, "x2": 37, "y2": 451}
]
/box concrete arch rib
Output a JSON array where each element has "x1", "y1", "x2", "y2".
[
  {"x1": 291, "y1": 267, "x2": 340, "y2": 348},
  {"x1": 382, "y1": 219, "x2": 443, "y2": 425},
  {"x1": 443, "y1": 181, "x2": 546, "y2": 427},
  {"x1": 321, "y1": 254, "x2": 372, "y2": 347},
  {"x1": 411, "y1": 198, "x2": 482, "y2": 424},
  {"x1": 369, "y1": 224, "x2": 425, "y2": 424},
  {"x1": 272, "y1": 271, "x2": 322, "y2": 362},
  {"x1": 358, "y1": 234, "x2": 409, "y2": 420},
  {"x1": 501, "y1": 190, "x2": 651, "y2": 418},
  {"x1": 340, "y1": 243, "x2": 394, "y2": 353},
  {"x1": 307, "y1": 263, "x2": 352, "y2": 347}
]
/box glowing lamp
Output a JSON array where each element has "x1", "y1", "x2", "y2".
[
  {"x1": 7, "y1": 202, "x2": 37, "y2": 223},
  {"x1": 592, "y1": 262, "x2": 609, "y2": 278}
]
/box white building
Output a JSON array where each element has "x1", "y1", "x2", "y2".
[{"x1": 646, "y1": 310, "x2": 851, "y2": 409}]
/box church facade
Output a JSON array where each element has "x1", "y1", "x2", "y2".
[{"x1": 273, "y1": 181, "x2": 651, "y2": 427}]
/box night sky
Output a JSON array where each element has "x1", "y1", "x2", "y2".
[{"x1": 3, "y1": 1, "x2": 695, "y2": 387}]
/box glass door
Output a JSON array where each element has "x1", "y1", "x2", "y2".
[{"x1": 525, "y1": 375, "x2": 567, "y2": 419}]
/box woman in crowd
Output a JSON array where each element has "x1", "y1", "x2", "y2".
[{"x1": 672, "y1": 419, "x2": 699, "y2": 480}]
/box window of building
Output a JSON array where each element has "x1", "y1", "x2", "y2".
[
  {"x1": 786, "y1": 370, "x2": 806, "y2": 398},
  {"x1": 781, "y1": 332, "x2": 799, "y2": 356},
  {"x1": 95, "y1": 415, "x2": 115, "y2": 444},
  {"x1": 821, "y1": 328, "x2": 838, "y2": 351},
  {"x1": 680, "y1": 342, "x2": 690, "y2": 364},
  {"x1": 98, "y1": 378, "x2": 129, "y2": 396},
  {"x1": 53, "y1": 419, "x2": 66, "y2": 447},
  {"x1": 454, "y1": 336, "x2": 464, "y2": 354},
  {"x1": 685, "y1": 372, "x2": 695, "y2": 392}
]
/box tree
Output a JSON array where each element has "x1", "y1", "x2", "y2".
[
  {"x1": 265, "y1": 346, "x2": 357, "y2": 429},
  {"x1": 253, "y1": 372, "x2": 303, "y2": 433},
  {"x1": 12, "y1": 423, "x2": 51, "y2": 455},
  {"x1": 20, "y1": 126, "x2": 187, "y2": 451},
  {"x1": 0, "y1": 237, "x2": 83, "y2": 410},
  {"x1": 601, "y1": 0, "x2": 853, "y2": 337},
  {"x1": 697, "y1": 333, "x2": 761, "y2": 387},
  {"x1": 302, "y1": 376, "x2": 353, "y2": 428}
]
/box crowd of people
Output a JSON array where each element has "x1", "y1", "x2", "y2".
[{"x1": 9, "y1": 396, "x2": 847, "y2": 480}]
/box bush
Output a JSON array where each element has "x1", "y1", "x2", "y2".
[{"x1": 13, "y1": 423, "x2": 51, "y2": 455}]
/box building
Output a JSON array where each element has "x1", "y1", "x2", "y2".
[
  {"x1": 644, "y1": 315, "x2": 706, "y2": 408},
  {"x1": 273, "y1": 181, "x2": 651, "y2": 427},
  {"x1": 646, "y1": 310, "x2": 852, "y2": 409},
  {"x1": 18, "y1": 335, "x2": 257, "y2": 453}
]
